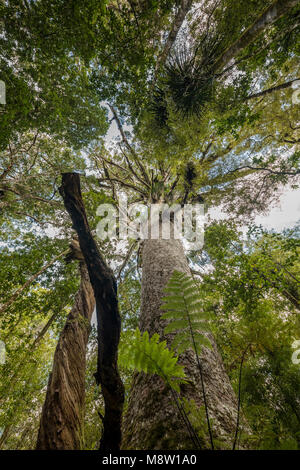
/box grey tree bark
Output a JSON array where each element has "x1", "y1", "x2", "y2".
[
  {"x1": 36, "y1": 259, "x2": 95, "y2": 450},
  {"x1": 122, "y1": 236, "x2": 243, "y2": 450}
]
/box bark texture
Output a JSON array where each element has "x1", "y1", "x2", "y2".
[
  {"x1": 36, "y1": 260, "x2": 95, "y2": 450},
  {"x1": 59, "y1": 173, "x2": 124, "y2": 451},
  {"x1": 122, "y1": 236, "x2": 244, "y2": 450}
]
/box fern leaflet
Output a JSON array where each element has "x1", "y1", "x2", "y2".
[
  {"x1": 118, "y1": 328, "x2": 186, "y2": 392},
  {"x1": 161, "y1": 270, "x2": 212, "y2": 355}
]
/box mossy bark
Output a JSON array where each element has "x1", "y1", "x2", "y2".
[{"x1": 122, "y1": 237, "x2": 244, "y2": 450}]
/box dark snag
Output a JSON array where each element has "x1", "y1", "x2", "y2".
[{"x1": 59, "y1": 172, "x2": 124, "y2": 451}]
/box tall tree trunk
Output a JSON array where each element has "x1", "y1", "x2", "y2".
[
  {"x1": 36, "y1": 260, "x2": 95, "y2": 450},
  {"x1": 122, "y1": 236, "x2": 243, "y2": 450}
]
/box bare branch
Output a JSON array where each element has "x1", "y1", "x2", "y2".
[
  {"x1": 246, "y1": 78, "x2": 300, "y2": 101},
  {"x1": 227, "y1": 165, "x2": 300, "y2": 177},
  {"x1": 116, "y1": 241, "x2": 138, "y2": 281},
  {"x1": 109, "y1": 104, "x2": 151, "y2": 185}
]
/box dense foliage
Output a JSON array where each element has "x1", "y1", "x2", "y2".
[{"x1": 0, "y1": 0, "x2": 299, "y2": 450}]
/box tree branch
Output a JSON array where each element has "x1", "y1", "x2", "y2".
[
  {"x1": 116, "y1": 241, "x2": 138, "y2": 281},
  {"x1": 153, "y1": 0, "x2": 194, "y2": 81},
  {"x1": 227, "y1": 165, "x2": 300, "y2": 177},
  {"x1": 99, "y1": 175, "x2": 147, "y2": 197},
  {"x1": 245, "y1": 78, "x2": 300, "y2": 101},
  {"x1": 109, "y1": 104, "x2": 151, "y2": 185},
  {"x1": 213, "y1": 0, "x2": 298, "y2": 73}
]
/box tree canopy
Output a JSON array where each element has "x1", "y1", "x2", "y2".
[{"x1": 0, "y1": 0, "x2": 299, "y2": 451}]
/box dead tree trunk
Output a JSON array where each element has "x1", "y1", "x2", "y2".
[
  {"x1": 59, "y1": 172, "x2": 124, "y2": 451},
  {"x1": 36, "y1": 258, "x2": 95, "y2": 450},
  {"x1": 123, "y1": 236, "x2": 244, "y2": 450}
]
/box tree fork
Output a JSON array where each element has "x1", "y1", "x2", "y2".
[{"x1": 59, "y1": 173, "x2": 124, "y2": 451}]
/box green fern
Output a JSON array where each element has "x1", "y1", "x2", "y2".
[
  {"x1": 118, "y1": 328, "x2": 186, "y2": 392},
  {"x1": 161, "y1": 270, "x2": 215, "y2": 449},
  {"x1": 161, "y1": 270, "x2": 212, "y2": 355}
]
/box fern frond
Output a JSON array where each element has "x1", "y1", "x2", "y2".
[
  {"x1": 161, "y1": 270, "x2": 215, "y2": 449},
  {"x1": 161, "y1": 270, "x2": 213, "y2": 356},
  {"x1": 118, "y1": 328, "x2": 186, "y2": 392}
]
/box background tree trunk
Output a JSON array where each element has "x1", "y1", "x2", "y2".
[
  {"x1": 36, "y1": 261, "x2": 95, "y2": 450},
  {"x1": 122, "y1": 237, "x2": 244, "y2": 450},
  {"x1": 213, "y1": 0, "x2": 298, "y2": 73}
]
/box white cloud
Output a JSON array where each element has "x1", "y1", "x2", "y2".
[
  {"x1": 254, "y1": 187, "x2": 300, "y2": 231},
  {"x1": 208, "y1": 186, "x2": 300, "y2": 232}
]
